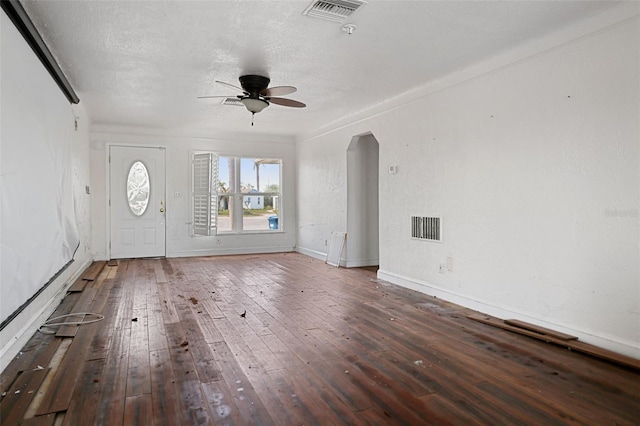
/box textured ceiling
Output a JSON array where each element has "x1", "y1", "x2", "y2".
[{"x1": 21, "y1": 0, "x2": 625, "y2": 139}]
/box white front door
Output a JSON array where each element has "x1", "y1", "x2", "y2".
[{"x1": 110, "y1": 146, "x2": 166, "y2": 259}]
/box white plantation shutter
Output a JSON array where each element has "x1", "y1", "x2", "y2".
[{"x1": 192, "y1": 153, "x2": 218, "y2": 236}]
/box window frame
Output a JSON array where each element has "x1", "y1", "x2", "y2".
[{"x1": 190, "y1": 152, "x2": 284, "y2": 236}]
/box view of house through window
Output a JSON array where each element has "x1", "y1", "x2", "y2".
[{"x1": 193, "y1": 153, "x2": 282, "y2": 234}]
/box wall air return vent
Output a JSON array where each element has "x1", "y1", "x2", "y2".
[
  {"x1": 221, "y1": 97, "x2": 243, "y2": 106},
  {"x1": 411, "y1": 216, "x2": 442, "y2": 242},
  {"x1": 303, "y1": 0, "x2": 366, "y2": 23}
]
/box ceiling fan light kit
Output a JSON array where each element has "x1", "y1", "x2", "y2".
[{"x1": 241, "y1": 97, "x2": 269, "y2": 114}]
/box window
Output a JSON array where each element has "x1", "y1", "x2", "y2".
[
  {"x1": 127, "y1": 161, "x2": 150, "y2": 216},
  {"x1": 192, "y1": 153, "x2": 282, "y2": 235}
]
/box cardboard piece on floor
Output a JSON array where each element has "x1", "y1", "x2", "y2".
[{"x1": 326, "y1": 232, "x2": 346, "y2": 267}]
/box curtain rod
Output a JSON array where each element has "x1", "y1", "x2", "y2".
[{"x1": 2, "y1": 0, "x2": 79, "y2": 104}]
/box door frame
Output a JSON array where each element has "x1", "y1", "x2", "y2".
[{"x1": 106, "y1": 143, "x2": 167, "y2": 259}]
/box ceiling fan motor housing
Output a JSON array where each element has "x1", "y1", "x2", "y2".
[{"x1": 239, "y1": 75, "x2": 270, "y2": 98}]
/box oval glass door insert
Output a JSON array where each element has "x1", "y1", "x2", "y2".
[{"x1": 127, "y1": 161, "x2": 150, "y2": 216}]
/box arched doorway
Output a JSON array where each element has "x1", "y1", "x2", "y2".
[{"x1": 346, "y1": 133, "x2": 379, "y2": 267}]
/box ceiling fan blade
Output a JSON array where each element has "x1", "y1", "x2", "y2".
[
  {"x1": 215, "y1": 80, "x2": 246, "y2": 93},
  {"x1": 262, "y1": 86, "x2": 297, "y2": 97},
  {"x1": 197, "y1": 95, "x2": 237, "y2": 99},
  {"x1": 269, "y1": 97, "x2": 306, "y2": 108}
]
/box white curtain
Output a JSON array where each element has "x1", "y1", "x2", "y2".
[{"x1": 0, "y1": 12, "x2": 79, "y2": 323}]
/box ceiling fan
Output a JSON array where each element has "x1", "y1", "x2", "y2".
[{"x1": 198, "y1": 75, "x2": 306, "y2": 125}]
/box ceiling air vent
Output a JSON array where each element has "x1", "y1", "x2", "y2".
[
  {"x1": 221, "y1": 97, "x2": 243, "y2": 106},
  {"x1": 303, "y1": 0, "x2": 366, "y2": 23}
]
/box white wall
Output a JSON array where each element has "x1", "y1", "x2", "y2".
[
  {"x1": 296, "y1": 17, "x2": 639, "y2": 358},
  {"x1": 90, "y1": 129, "x2": 296, "y2": 259}
]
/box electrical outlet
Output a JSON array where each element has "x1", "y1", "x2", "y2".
[
  {"x1": 216, "y1": 238, "x2": 222, "y2": 245},
  {"x1": 439, "y1": 263, "x2": 446, "y2": 274},
  {"x1": 447, "y1": 257, "x2": 453, "y2": 272},
  {"x1": 174, "y1": 191, "x2": 182, "y2": 198}
]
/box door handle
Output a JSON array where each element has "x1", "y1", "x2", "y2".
[{"x1": 160, "y1": 207, "x2": 165, "y2": 213}]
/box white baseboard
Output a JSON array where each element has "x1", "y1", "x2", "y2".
[
  {"x1": 295, "y1": 246, "x2": 327, "y2": 261},
  {"x1": 345, "y1": 258, "x2": 379, "y2": 268},
  {"x1": 296, "y1": 246, "x2": 376, "y2": 268},
  {"x1": 377, "y1": 269, "x2": 640, "y2": 360},
  {"x1": 169, "y1": 245, "x2": 295, "y2": 258},
  {"x1": 0, "y1": 257, "x2": 93, "y2": 372}
]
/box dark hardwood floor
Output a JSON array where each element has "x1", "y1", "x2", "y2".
[{"x1": 1, "y1": 253, "x2": 638, "y2": 425}]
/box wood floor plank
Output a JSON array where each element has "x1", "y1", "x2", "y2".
[
  {"x1": 126, "y1": 315, "x2": 151, "y2": 396},
  {"x1": 213, "y1": 316, "x2": 268, "y2": 374},
  {"x1": 79, "y1": 263, "x2": 126, "y2": 363},
  {"x1": 126, "y1": 260, "x2": 153, "y2": 397},
  {"x1": 258, "y1": 333, "x2": 305, "y2": 370},
  {"x1": 149, "y1": 349, "x2": 182, "y2": 426},
  {"x1": 94, "y1": 324, "x2": 131, "y2": 426},
  {"x1": 312, "y1": 358, "x2": 373, "y2": 412},
  {"x1": 211, "y1": 341, "x2": 275, "y2": 425},
  {"x1": 147, "y1": 294, "x2": 170, "y2": 352},
  {"x1": 192, "y1": 310, "x2": 225, "y2": 344},
  {"x1": 164, "y1": 322, "x2": 214, "y2": 424},
  {"x1": 55, "y1": 287, "x2": 99, "y2": 337},
  {"x1": 81, "y1": 261, "x2": 107, "y2": 281},
  {"x1": 415, "y1": 394, "x2": 482, "y2": 425},
  {"x1": 354, "y1": 407, "x2": 398, "y2": 425},
  {"x1": 0, "y1": 335, "x2": 60, "y2": 394},
  {"x1": 156, "y1": 281, "x2": 180, "y2": 324},
  {"x1": 278, "y1": 361, "x2": 362, "y2": 424},
  {"x1": 124, "y1": 394, "x2": 153, "y2": 425},
  {"x1": 20, "y1": 413, "x2": 57, "y2": 426},
  {"x1": 504, "y1": 318, "x2": 578, "y2": 340},
  {"x1": 61, "y1": 358, "x2": 106, "y2": 426},
  {"x1": 67, "y1": 277, "x2": 87, "y2": 293},
  {"x1": 0, "y1": 368, "x2": 50, "y2": 425},
  {"x1": 186, "y1": 339, "x2": 222, "y2": 383},
  {"x1": 35, "y1": 318, "x2": 101, "y2": 415},
  {"x1": 343, "y1": 354, "x2": 447, "y2": 425},
  {"x1": 201, "y1": 380, "x2": 243, "y2": 425}
]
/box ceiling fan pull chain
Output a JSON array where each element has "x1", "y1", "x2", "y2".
[{"x1": 251, "y1": 112, "x2": 255, "y2": 126}]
